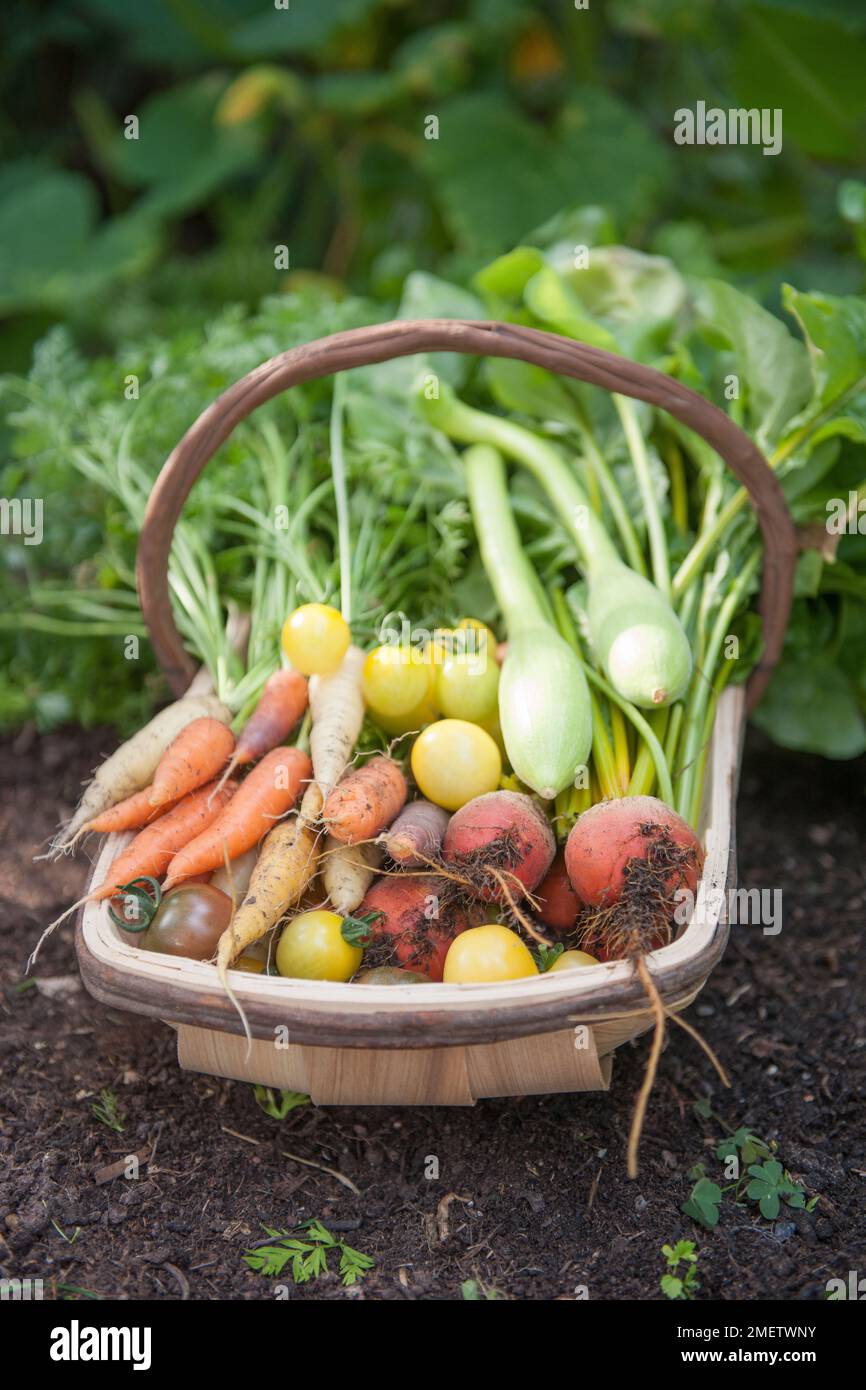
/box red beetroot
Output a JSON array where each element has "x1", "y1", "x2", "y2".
[
  {"x1": 443, "y1": 791, "x2": 555, "y2": 902},
  {"x1": 565, "y1": 795, "x2": 704, "y2": 909},
  {"x1": 359, "y1": 875, "x2": 479, "y2": 982},
  {"x1": 580, "y1": 929, "x2": 666, "y2": 963},
  {"x1": 535, "y1": 850, "x2": 581, "y2": 933}
]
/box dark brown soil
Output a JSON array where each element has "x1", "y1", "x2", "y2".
[{"x1": 1, "y1": 724, "x2": 864, "y2": 1301}]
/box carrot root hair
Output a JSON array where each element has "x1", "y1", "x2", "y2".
[
  {"x1": 47, "y1": 826, "x2": 88, "y2": 859},
  {"x1": 626, "y1": 955, "x2": 730, "y2": 1179},
  {"x1": 627, "y1": 955, "x2": 667, "y2": 1179},
  {"x1": 27, "y1": 893, "x2": 95, "y2": 971},
  {"x1": 210, "y1": 754, "x2": 240, "y2": 804},
  {"x1": 217, "y1": 953, "x2": 253, "y2": 1058}
]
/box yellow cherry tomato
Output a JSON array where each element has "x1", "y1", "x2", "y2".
[
  {"x1": 281, "y1": 603, "x2": 350, "y2": 675},
  {"x1": 548, "y1": 949, "x2": 599, "y2": 972},
  {"x1": 455, "y1": 617, "x2": 496, "y2": 653},
  {"x1": 362, "y1": 644, "x2": 430, "y2": 719},
  {"x1": 233, "y1": 953, "x2": 266, "y2": 974},
  {"x1": 424, "y1": 628, "x2": 458, "y2": 667},
  {"x1": 443, "y1": 924, "x2": 539, "y2": 983},
  {"x1": 434, "y1": 649, "x2": 499, "y2": 722},
  {"x1": 374, "y1": 697, "x2": 438, "y2": 736},
  {"x1": 411, "y1": 719, "x2": 502, "y2": 811},
  {"x1": 275, "y1": 909, "x2": 363, "y2": 981}
]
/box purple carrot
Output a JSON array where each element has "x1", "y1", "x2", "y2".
[{"x1": 379, "y1": 799, "x2": 450, "y2": 867}]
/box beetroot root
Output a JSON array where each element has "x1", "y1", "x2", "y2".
[
  {"x1": 565, "y1": 795, "x2": 704, "y2": 910},
  {"x1": 360, "y1": 874, "x2": 480, "y2": 981},
  {"x1": 443, "y1": 791, "x2": 555, "y2": 902},
  {"x1": 535, "y1": 849, "x2": 581, "y2": 933}
]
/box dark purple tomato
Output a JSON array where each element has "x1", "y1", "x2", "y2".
[{"x1": 140, "y1": 885, "x2": 233, "y2": 961}]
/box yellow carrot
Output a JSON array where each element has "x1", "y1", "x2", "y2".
[{"x1": 216, "y1": 816, "x2": 319, "y2": 980}]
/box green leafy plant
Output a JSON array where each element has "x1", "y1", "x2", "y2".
[
  {"x1": 461, "y1": 1277, "x2": 505, "y2": 1301},
  {"x1": 715, "y1": 1127, "x2": 774, "y2": 1167},
  {"x1": 90, "y1": 1088, "x2": 125, "y2": 1134},
  {"x1": 660, "y1": 1241, "x2": 700, "y2": 1300},
  {"x1": 683, "y1": 1110, "x2": 819, "y2": 1229},
  {"x1": 0, "y1": 283, "x2": 470, "y2": 730},
  {"x1": 244, "y1": 1221, "x2": 374, "y2": 1287},
  {"x1": 681, "y1": 1177, "x2": 723, "y2": 1231},
  {"x1": 744, "y1": 1160, "x2": 808, "y2": 1221},
  {"x1": 252, "y1": 1086, "x2": 310, "y2": 1120},
  {"x1": 535, "y1": 943, "x2": 565, "y2": 972}
]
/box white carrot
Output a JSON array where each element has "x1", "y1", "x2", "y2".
[
  {"x1": 323, "y1": 836, "x2": 382, "y2": 914},
  {"x1": 298, "y1": 644, "x2": 365, "y2": 827},
  {"x1": 52, "y1": 694, "x2": 232, "y2": 854}
]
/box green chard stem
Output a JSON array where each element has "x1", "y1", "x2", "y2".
[
  {"x1": 675, "y1": 550, "x2": 760, "y2": 823},
  {"x1": 614, "y1": 395, "x2": 670, "y2": 596},
  {"x1": 573, "y1": 413, "x2": 647, "y2": 574},
  {"x1": 626, "y1": 707, "x2": 669, "y2": 798},
  {"x1": 579, "y1": 663, "x2": 675, "y2": 809}
]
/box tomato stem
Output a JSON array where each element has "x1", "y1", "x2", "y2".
[{"x1": 107, "y1": 876, "x2": 162, "y2": 933}]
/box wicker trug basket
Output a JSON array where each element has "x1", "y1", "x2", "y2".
[{"x1": 75, "y1": 320, "x2": 797, "y2": 1106}]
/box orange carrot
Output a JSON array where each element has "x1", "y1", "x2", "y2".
[
  {"x1": 30, "y1": 781, "x2": 237, "y2": 968},
  {"x1": 214, "y1": 669, "x2": 308, "y2": 794},
  {"x1": 92, "y1": 781, "x2": 237, "y2": 901},
  {"x1": 236, "y1": 669, "x2": 308, "y2": 765},
  {"x1": 323, "y1": 756, "x2": 408, "y2": 845},
  {"x1": 149, "y1": 717, "x2": 235, "y2": 808},
  {"x1": 82, "y1": 785, "x2": 179, "y2": 835},
  {"x1": 161, "y1": 745, "x2": 312, "y2": 889}
]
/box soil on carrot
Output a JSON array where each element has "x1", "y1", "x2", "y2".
[{"x1": 1, "y1": 724, "x2": 864, "y2": 1302}]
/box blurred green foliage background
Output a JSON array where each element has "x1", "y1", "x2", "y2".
[
  {"x1": 2, "y1": 0, "x2": 866, "y2": 743},
  {"x1": 2, "y1": 0, "x2": 866, "y2": 367}
]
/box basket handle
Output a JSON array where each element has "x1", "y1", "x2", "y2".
[{"x1": 137, "y1": 318, "x2": 797, "y2": 711}]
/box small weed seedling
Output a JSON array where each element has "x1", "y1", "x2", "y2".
[
  {"x1": 55, "y1": 1282, "x2": 103, "y2": 1301},
  {"x1": 51, "y1": 1220, "x2": 81, "y2": 1245},
  {"x1": 681, "y1": 1175, "x2": 723, "y2": 1230},
  {"x1": 253, "y1": 1086, "x2": 310, "y2": 1120},
  {"x1": 535, "y1": 943, "x2": 564, "y2": 972},
  {"x1": 244, "y1": 1220, "x2": 374, "y2": 1287},
  {"x1": 91, "y1": 1088, "x2": 125, "y2": 1134},
  {"x1": 462, "y1": 1278, "x2": 506, "y2": 1300},
  {"x1": 744, "y1": 1160, "x2": 809, "y2": 1221},
  {"x1": 682, "y1": 1105, "x2": 818, "y2": 1230},
  {"x1": 660, "y1": 1241, "x2": 700, "y2": 1300}
]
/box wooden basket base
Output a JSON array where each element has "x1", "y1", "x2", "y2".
[{"x1": 175, "y1": 1022, "x2": 617, "y2": 1105}]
